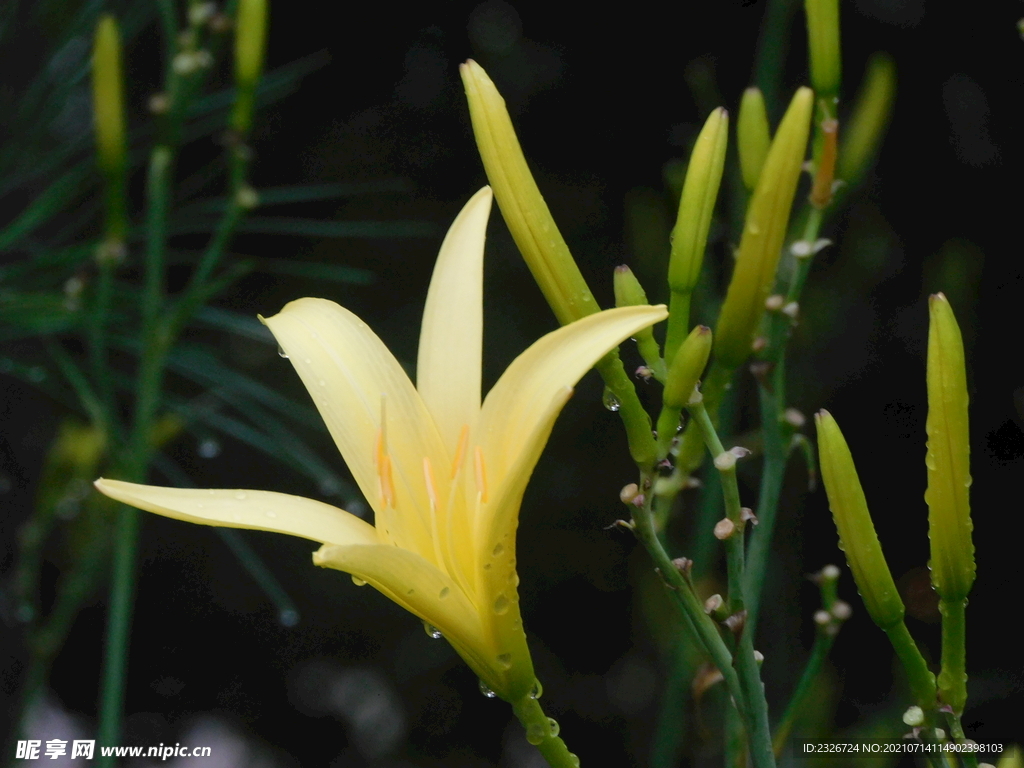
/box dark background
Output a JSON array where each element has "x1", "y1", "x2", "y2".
[{"x1": 2, "y1": 0, "x2": 1022, "y2": 765}]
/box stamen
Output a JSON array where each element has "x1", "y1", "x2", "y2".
[
  {"x1": 474, "y1": 446, "x2": 488, "y2": 504},
  {"x1": 379, "y1": 453, "x2": 395, "y2": 508},
  {"x1": 451, "y1": 425, "x2": 470, "y2": 479},
  {"x1": 374, "y1": 395, "x2": 395, "y2": 508},
  {"x1": 423, "y1": 457, "x2": 439, "y2": 512}
]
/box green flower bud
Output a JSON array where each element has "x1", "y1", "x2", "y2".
[
  {"x1": 838, "y1": 53, "x2": 896, "y2": 186},
  {"x1": 668, "y1": 108, "x2": 729, "y2": 297},
  {"x1": 92, "y1": 15, "x2": 128, "y2": 244},
  {"x1": 231, "y1": 0, "x2": 269, "y2": 135},
  {"x1": 805, "y1": 0, "x2": 841, "y2": 100},
  {"x1": 815, "y1": 410, "x2": 904, "y2": 630},
  {"x1": 664, "y1": 108, "x2": 728, "y2": 364},
  {"x1": 614, "y1": 266, "x2": 662, "y2": 371},
  {"x1": 737, "y1": 88, "x2": 771, "y2": 192},
  {"x1": 656, "y1": 326, "x2": 712, "y2": 459},
  {"x1": 461, "y1": 59, "x2": 599, "y2": 326},
  {"x1": 714, "y1": 88, "x2": 813, "y2": 370},
  {"x1": 92, "y1": 16, "x2": 126, "y2": 178},
  {"x1": 663, "y1": 325, "x2": 712, "y2": 410},
  {"x1": 925, "y1": 293, "x2": 974, "y2": 601}
]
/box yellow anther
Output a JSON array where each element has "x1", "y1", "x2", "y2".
[
  {"x1": 473, "y1": 446, "x2": 489, "y2": 504},
  {"x1": 423, "y1": 457, "x2": 439, "y2": 512},
  {"x1": 451, "y1": 424, "x2": 470, "y2": 479}
]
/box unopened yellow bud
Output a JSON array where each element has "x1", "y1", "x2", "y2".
[
  {"x1": 737, "y1": 88, "x2": 771, "y2": 191},
  {"x1": 925, "y1": 293, "x2": 974, "y2": 601},
  {"x1": 92, "y1": 15, "x2": 128, "y2": 244},
  {"x1": 92, "y1": 16, "x2": 126, "y2": 177},
  {"x1": 714, "y1": 88, "x2": 813, "y2": 370},
  {"x1": 664, "y1": 108, "x2": 728, "y2": 364},
  {"x1": 461, "y1": 60, "x2": 598, "y2": 325},
  {"x1": 815, "y1": 410, "x2": 904, "y2": 629},
  {"x1": 231, "y1": 0, "x2": 268, "y2": 135},
  {"x1": 805, "y1": 0, "x2": 841, "y2": 100},
  {"x1": 663, "y1": 325, "x2": 712, "y2": 410},
  {"x1": 656, "y1": 325, "x2": 712, "y2": 459},
  {"x1": 668, "y1": 108, "x2": 729, "y2": 297},
  {"x1": 839, "y1": 53, "x2": 896, "y2": 186},
  {"x1": 614, "y1": 266, "x2": 662, "y2": 369}
]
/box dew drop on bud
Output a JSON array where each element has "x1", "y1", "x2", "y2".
[
  {"x1": 525, "y1": 722, "x2": 545, "y2": 745},
  {"x1": 496, "y1": 652, "x2": 512, "y2": 669},
  {"x1": 277, "y1": 346, "x2": 289, "y2": 359},
  {"x1": 438, "y1": 586, "x2": 450, "y2": 599},
  {"x1": 478, "y1": 679, "x2": 497, "y2": 698},
  {"x1": 601, "y1": 387, "x2": 621, "y2": 412},
  {"x1": 528, "y1": 680, "x2": 543, "y2": 700},
  {"x1": 351, "y1": 576, "x2": 367, "y2": 587},
  {"x1": 547, "y1": 717, "x2": 560, "y2": 737},
  {"x1": 423, "y1": 622, "x2": 442, "y2": 639},
  {"x1": 493, "y1": 593, "x2": 509, "y2": 615}
]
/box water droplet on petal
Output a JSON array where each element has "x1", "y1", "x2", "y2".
[
  {"x1": 601, "y1": 387, "x2": 621, "y2": 412},
  {"x1": 304, "y1": 358, "x2": 312, "y2": 364},
  {"x1": 547, "y1": 718, "x2": 560, "y2": 737},
  {"x1": 525, "y1": 722, "x2": 545, "y2": 745},
  {"x1": 478, "y1": 679, "x2": 496, "y2": 698},
  {"x1": 438, "y1": 586, "x2": 450, "y2": 599},
  {"x1": 492, "y1": 543, "x2": 504, "y2": 556},
  {"x1": 264, "y1": 510, "x2": 277, "y2": 519},
  {"x1": 351, "y1": 575, "x2": 367, "y2": 587},
  {"x1": 318, "y1": 379, "x2": 326, "y2": 387},
  {"x1": 424, "y1": 622, "x2": 442, "y2": 639},
  {"x1": 493, "y1": 594, "x2": 509, "y2": 615},
  {"x1": 569, "y1": 752, "x2": 580, "y2": 767},
  {"x1": 277, "y1": 346, "x2": 289, "y2": 359},
  {"x1": 496, "y1": 653, "x2": 512, "y2": 670},
  {"x1": 234, "y1": 491, "x2": 247, "y2": 500},
  {"x1": 529, "y1": 680, "x2": 543, "y2": 700}
]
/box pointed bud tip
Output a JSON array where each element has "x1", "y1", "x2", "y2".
[{"x1": 614, "y1": 265, "x2": 631, "y2": 274}]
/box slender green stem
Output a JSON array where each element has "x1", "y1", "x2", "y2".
[
  {"x1": 45, "y1": 340, "x2": 108, "y2": 434},
  {"x1": 595, "y1": 352, "x2": 658, "y2": 467},
  {"x1": 771, "y1": 627, "x2": 836, "y2": 755},
  {"x1": 88, "y1": 256, "x2": 119, "y2": 434},
  {"x1": 746, "y1": 377, "x2": 785, "y2": 624},
  {"x1": 511, "y1": 695, "x2": 579, "y2": 768},
  {"x1": 938, "y1": 598, "x2": 967, "y2": 713},
  {"x1": 631, "y1": 485, "x2": 754, "y2": 734},
  {"x1": 686, "y1": 400, "x2": 776, "y2": 768},
  {"x1": 943, "y1": 711, "x2": 978, "y2": 768},
  {"x1": 882, "y1": 621, "x2": 937, "y2": 710},
  {"x1": 664, "y1": 289, "x2": 692, "y2": 366},
  {"x1": 96, "y1": 501, "x2": 140, "y2": 757}
]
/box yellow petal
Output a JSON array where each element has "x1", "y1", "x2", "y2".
[
  {"x1": 94, "y1": 478, "x2": 378, "y2": 546},
  {"x1": 313, "y1": 543, "x2": 496, "y2": 681},
  {"x1": 475, "y1": 305, "x2": 667, "y2": 552},
  {"x1": 262, "y1": 298, "x2": 449, "y2": 558},
  {"x1": 417, "y1": 187, "x2": 491, "y2": 454}
]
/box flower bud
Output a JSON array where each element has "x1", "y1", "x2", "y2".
[
  {"x1": 714, "y1": 88, "x2": 813, "y2": 370},
  {"x1": 737, "y1": 88, "x2": 771, "y2": 191},
  {"x1": 664, "y1": 108, "x2": 728, "y2": 363},
  {"x1": 838, "y1": 53, "x2": 896, "y2": 186},
  {"x1": 925, "y1": 293, "x2": 974, "y2": 601},
  {"x1": 231, "y1": 0, "x2": 269, "y2": 135},
  {"x1": 662, "y1": 325, "x2": 712, "y2": 410},
  {"x1": 804, "y1": 0, "x2": 841, "y2": 101},
  {"x1": 461, "y1": 60, "x2": 599, "y2": 325},
  {"x1": 815, "y1": 409, "x2": 905, "y2": 629},
  {"x1": 614, "y1": 266, "x2": 662, "y2": 370},
  {"x1": 92, "y1": 15, "x2": 128, "y2": 243},
  {"x1": 655, "y1": 325, "x2": 711, "y2": 460}
]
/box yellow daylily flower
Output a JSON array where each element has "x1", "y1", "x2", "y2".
[{"x1": 95, "y1": 187, "x2": 666, "y2": 703}]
